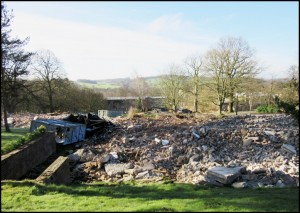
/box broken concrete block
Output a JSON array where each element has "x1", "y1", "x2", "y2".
[
  {"x1": 281, "y1": 144, "x2": 297, "y2": 154},
  {"x1": 243, "y1": 138, "x2": 253, "y2": 147},
  {"x1": 264, "y1": 130, "x2": 276, "y2": 136},
  {"x1": 141, "y1": 161, "x2": 155, "y2": 171},
  {"x1": 202, "y1": 145, "x2": 208, "y2": 152},
  {"x1": 192, "y1": 132, "x2": 200, "y2": 139},
  {"x1": 36, "y1": 156, "x2": 71, "y2": 184},
  {"x1": 161, "y1": 140, "x2": 169, "y2": 145},
  {"x1": 154, "y1": 138, "x2": 161, "y2": 143},
  {"x1": 177, "y1": 155, "x2": 187, "y2": 165},
  {"x1": 232, "y1": 181, "x2": 247, "y2": 188},
  {"x1": 110, "y1": 152, "x2": 118, "y2": 159},
  {"x1": 104, "y1": 163, "x2": 133, "y2": 176},
  {"x1": 247, "y1": 136, "x2": 259, "y2": 141},
  {"x1": 206, "y1": 166, "x2": 246, "y2": 184},
  {"x1": 135, "y1": 171, "x2": 149, "y2": 179}
]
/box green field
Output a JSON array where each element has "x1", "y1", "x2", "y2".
[
  {"x1": 76, "y1": 76, "x2": 161, "y2": 90},
  {"x1": 76, "y1": 82, "x2": 120, "y2": 89},
  {"x1": 1, "y1": 127, "x2": 29, "y2": 155},
  {"x1": 1, "y1": 180, "x2": 298, "y2": 212},
  {"x1": 145, "y1": 78, "x2": 160, "y2": 86}
]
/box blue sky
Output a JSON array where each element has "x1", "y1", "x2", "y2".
[{"x1": 5, "y1": 1, "x2": 299, "y2": 81}]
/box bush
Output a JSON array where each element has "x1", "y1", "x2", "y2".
[
  {"x1": 217, "y1": 113, "x2": 226, "y2": 119},
  {"x1": 16, "y1": 125, "x2": 46, "y2": 147},
  {"x1": 37, "y1": 125, "x2": 46, "y2": 133},
  {"x1": 127, "y1": 107, "x2": 139, "y2": 119},
  {"x1": 276, "y1": 100, "x2": 299, "y2": 125},
  {"x1": 256, "y1": 104, "x2": 279, "y2": 113}
]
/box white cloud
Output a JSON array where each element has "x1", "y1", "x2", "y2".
[
  {"x1": 10, "y1": 12, "x2": 212, "y2": 81},
  {"x1": 145, "y1": 13, "x2": 193, "y2": 34},
  {"x1": 9, "y1": 10, "x2": 295, "y2": 81},
  {"x1": 144, "y1": 13, "x2": 217, "y2": 45}
]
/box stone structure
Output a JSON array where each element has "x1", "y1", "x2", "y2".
[
  {"x1": 1, "y1": 132, "x2": 56, "y2": 180},
  {"x1": 105, "y1": 96, "x2": 165, "y2": 111},
  {"x1": 36, "y1": 156, "x2": 71, "y2": 184}
]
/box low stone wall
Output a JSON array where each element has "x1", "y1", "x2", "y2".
[
  {"x1": 36, "y1": 156, "x2": 71, "y2": 184},
  {"x1": 1, "y1": 132, "x2": 56, "y2": 180}
]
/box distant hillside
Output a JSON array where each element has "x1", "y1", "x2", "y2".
[
  {"x1": 96, "y1": 77, "x2": 131, "y2": 84},
  {"x1": 144, "y1": 76, "x2": 161, "y2": 86},
  {"x1": 76, "y1": 76, "x2": 162, "y2": 89},
  {"x1": 77, "y1": 79, "x2": 97, "y2": 84}
]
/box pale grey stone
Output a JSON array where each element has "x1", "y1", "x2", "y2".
[{"x1": 206, "y1": 166, "x2": 246, "y2": 184}]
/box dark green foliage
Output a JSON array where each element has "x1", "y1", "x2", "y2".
[
  {"x1": 2, "y1": 125, "x2": 46, "y2": 155},
  {"x1": 16, "y1": 125, "x2": 46, "y2": 145},
  {"x1": 136, "y1": 97, "x2": 143, "y2": 111},
  {"x1": 256, "y1": 104, "x2": 279, "y2": 113},
  {"x1": 217, "y1": 113, "x2": 227, "y2": 119},
  {"x1": 276, "y1": 98, "x2": 299, "y2": 124},
  {"x1": 1, "y1": 3, "x2": 33, "y2": 132}
]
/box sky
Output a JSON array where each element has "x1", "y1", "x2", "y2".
[{"x1": 4, "y1": 1, "x2": 299, "y2": 81}]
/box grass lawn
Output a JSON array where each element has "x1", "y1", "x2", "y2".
[
  {"x1": 1, "y1": 180, "x2": 299, "y2": 212},
  {"x1": 1, "y1": 127, "x2": 29, "y2": 155}
]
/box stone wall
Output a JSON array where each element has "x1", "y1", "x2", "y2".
[
  {"x1": 106, "y1": 97, "x2": 165, "y2": 111},
  {"x1": 106, "y1": 98, "x2": 137, "y2": 111},
  {"x1": 1, "y1": 132, "x2": 56, "y2": 180},
  {"x1": 36, "y1": 156, "x2": 71, "y2": 184}
]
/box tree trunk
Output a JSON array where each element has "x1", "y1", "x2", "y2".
[
  {"x1": 194, "y1": 85, "x2": 198, "y2": 112},
  {"x1": 228, "y1": 93, "x2": 234, "y2": 113},
  {"x1": 172, "y1": 99, "x2": 176, "y2": 112},
  {"x1": 2, "y1": 96, "x2": 11, "y2": 132},
  {"x1": 194, "y1": 95, "x2": 198, "y2": 113},
  {"x1": 49, "y1": 94, "x2": 54, "y2": 113},
  {"x1": 141, "y1": 98, "x2": 144, "y2": 112},
  {"x1": 249, "y1": 95, "x2": 253, "y2": 111},
  {"x1": 219, "y1": 103, "x2": 223, "y2": 115},
  {"x1": 235, "y1": 94, "x2": 238, "y2": 115}
]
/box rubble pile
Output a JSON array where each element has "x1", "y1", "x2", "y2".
[
  {"x1": 4, "y1": 112, "x2": 70, "y2": 128},
  {"x1": 66, "y1": 113, "x2": 299, "y2": 188},
  {"x1": 5, "y1": 112, "x2": 299, "y2": 188}
]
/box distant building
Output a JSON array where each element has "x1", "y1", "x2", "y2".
[{"x1": 104, "y1": 96, "x2": 165, "y2": 111}]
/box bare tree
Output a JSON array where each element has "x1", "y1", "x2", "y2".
[
  {"x1": 130, "y1": 71, "x2": 149, "y2": 111},
  {"x1": 31, "y1": 49, "x2": 66, "y2": 113},
  {"x1": 204, "y1": 49, "x2": 229, "y2": 114},
  {"x1": 184, "y1": 55, "x2": 204, "y2": 112},
  {"x1": 241, "y1": 77, "x2": 265, "y2": 111},
  {"x1": 288, "y1": 65, "x2": 299, "y2": 98},
  {"x1": 159, "y1": 63, "x2": 187, "y2": 112},
  {"x1": 217, "y1": 37, "x2": 261, "y2": 112},
  {"x1": 115, "y1": 78, "x2": 131, "y2": 97},
  {"x1": 279, "y1": 65, "x2": 299, "y2": 104}
]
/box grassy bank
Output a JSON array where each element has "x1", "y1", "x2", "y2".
[
  {"x1": 1, "y1": 180, "x2": 299, "y2": 212},
  {"x1": 1, "y1": 127, "x2": 29, "y2": 155}
]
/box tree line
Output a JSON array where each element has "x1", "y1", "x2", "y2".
[{"x1": 157, "y1": 38, "x2": 298, "y2": 116}]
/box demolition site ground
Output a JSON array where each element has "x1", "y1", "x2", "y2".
[{"x1": 2, "y1": 111, "x2": 299, "y2": 189}]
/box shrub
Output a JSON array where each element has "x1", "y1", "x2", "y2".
[
  {"x1": 256, "y1": 104, "x2": 279, "y2": 113},
  {"x1": 127, "y1": 107, "x2": 139, "y2": 119},
  {"x1": 16, "y1": 125, "x2": 46, "y2": 148},
  {"x1": 37, "y1": 125, "x2": 46, "y2": 134},
  {"x1": 276, "y1": 99, "x2": 299, "y2": 125},
  {"x1": 217, "y1": 113, "x2": 226, "y2": 119}
]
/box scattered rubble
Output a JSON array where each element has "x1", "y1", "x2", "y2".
[
  {"x1": 5, "y1": 112, "x2": 71, "y2": 128},
  {"x1": 5, "y1": 112, "x2": 300, "y2": 188}
]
